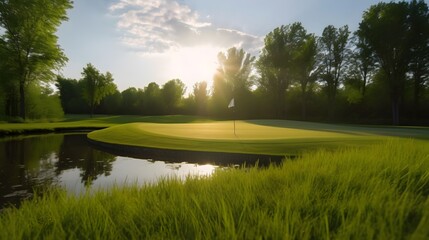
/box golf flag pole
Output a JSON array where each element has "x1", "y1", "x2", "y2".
[{"x1": 228, "y1": 98, "x2": 235, "y2": 135}]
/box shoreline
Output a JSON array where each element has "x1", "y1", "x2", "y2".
[
  {"x1": 87, "y1": 137, "x2": 286, "y2": 166},
  {"x1": 0, "y1": 127, "x2": 105, "y2": 137}
]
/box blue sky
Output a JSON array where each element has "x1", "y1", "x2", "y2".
[{"x1": 57, "y1": 0, "x2": 384, "y2": 93}]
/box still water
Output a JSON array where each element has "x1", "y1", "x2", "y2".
[{"x1": 0, "y1": 133, "x2": 281, "y2": 208}]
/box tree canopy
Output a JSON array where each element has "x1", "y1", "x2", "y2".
[
  {"x1": 0, "y1": 0, "x2": 72, "y2": 119},
  {"x1": 212, "y1": 47, "x2": 255, "y2": 118},
  {"x1": 357, "y1": 0, "x2": 429, "y2": 124},
  {"x1": 318, "y1": 25, "x2": 350, "y2": 114},
  {"x1": 81, "y1": 63, "x2": 116, "y2": 117},
  {"x1": 257, "y1": 23, "x2": 314, "y2": 118}
]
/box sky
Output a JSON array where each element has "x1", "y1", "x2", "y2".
[{"x1": 57, "y1": 0, "x2": 385, "y2": 94}]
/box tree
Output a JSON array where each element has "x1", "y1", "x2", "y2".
[
  {"x1": 293, "y1": 32, "x2": 319, "y2": 120},
  {"x1": 0, "y1": 0, "x2": 72, "y2": 119},
  {"x1": 56, "y1": 76, "x2": 88, "y2": 114},
  {"x1": 192, "y1": 81, "x2": 208, "y2": 116},
  {"x1": 142, "y1": 82, "x2": 162, "y2": 115},
  {"x1": 318, "y1": 25, "x2": 350, "y2": 117},
  {"x1": 121, "y1": 87, "x2": 142, "y2": 115},
  {"x1": 257, "y1": 23, "x2": 308, "y2": 118},
  {"x1": 350, "y1": 33, "x2": 376, "y2": 97},
  {"x1": 358, "y1": 2, "x2": 411, "y2": 125},
  {"x1": 81, "y1": 63, "x2": 116, "y2": 117},
  {"x1": 161, "y1": 79, "x2": 186, "y2": 114},
  {"x1": 25, "y1": 83, "x2": 64, "y2": 119},
  {"x1": 408, "y1": 0, "x2": 429, "y2": 119},
  {"x1": 212, "y1": 47, "x2": 255, "y2": 118},
  {"x1": 0, "y1": 38, "x2": 19, "y2": 117},
  {"x1": 98, "y1": 89, "x2": 122, "y2": 115}
]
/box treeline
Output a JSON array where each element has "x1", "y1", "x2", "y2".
[
  {"x1": 1, "y1": 1, "x2": 429, "y2": 125},
  {"x1": 56, "y1": 71, "x2": 187, "y2": 116},
  {"x1": 57, "y1": 0, "x2": 429, "y2": 125}
]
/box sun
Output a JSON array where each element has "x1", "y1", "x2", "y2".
[{"x1": 167, "y1": 45, "x2": 221, "y2": 93}]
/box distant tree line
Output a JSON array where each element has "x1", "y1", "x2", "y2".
[
  {"x1": 1, "y1": 0, "x2": 429, "y2": 125},
  {"x1": 56, "y1": 69, "x2": 187, "y2": 116}
]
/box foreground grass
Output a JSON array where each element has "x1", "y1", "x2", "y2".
[
  {"x1": 1, "y1": 139, "x2": 428, "y2": 239},
  {"x1": 88, "y1": 119, "x2": 429, "y2": 155}
]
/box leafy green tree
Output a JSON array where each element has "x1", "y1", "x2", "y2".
[
  {"x1": 81, "y1": 63, "x2": 116, "y2": 117},
  {"x1": 142, "y1": 82, "x2": 163, "y2": 115},
  {"x1": 161, "y1": 79, "x2": 186, "y2": 114},
  {"x1": 257, "y1": 23, "x2": 310, "y2": 118},
  {"x1": 0, "y1": 0, "x2": 72, "y2": 119},
  {"x1": 97, "y1": 89, "x2": 122, "y2": 115},
  {"x1": 56, "y1": 76, "x2": 88, "y2": 114},
  {"x1": 408, "y1": 0, "x2": 429, "y2": 118},
  {"x1": 350, "y1": 33, "x2": 376, "y2": 97},
  {"x1": 293, "y1": 32, "x2": 318, "y2": 120},
  {"x1": 121, "y1": 87, "x2": 142, "y2": 115},
  {"x1": 358, "y1": 2, "x2": 412, "y2": 125},
  {"x1": 192, "y1": 81, "x2": 209, "y2": 116},
  {"x1": 25, "y1": 83, "x2": 64, "y2": 119},
  {"x1": 213, "y1": 47, "x2": 255, "y2": 118},
  {"x1": 318, "y1": 25, "x2": 350, "y2": 117}
]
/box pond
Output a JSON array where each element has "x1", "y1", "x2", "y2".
[{"x1": 0, "y1": 133, "x2": 282, "y2": 208}]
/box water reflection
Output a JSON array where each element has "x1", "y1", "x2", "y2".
[
  {"x1": 56, "y1": 134, "x2": 115, "y2": 186},
  {"x1": 1, "y1": 133, "x2": 283, "y2": 209},
  {"x1": 0, "y1": 135, "x2": 63, "y2": 206},
  {"x1": 0, "y1": 134, "x2": 220, "y2": 208}
]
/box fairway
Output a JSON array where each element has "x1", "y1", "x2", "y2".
[{"x1": 87, "y1": 119, "x2": 429, "y2": 155}]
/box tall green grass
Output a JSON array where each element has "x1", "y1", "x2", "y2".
[{"x1": 0, "y1": 139, "x2": 428, "y2": 239}]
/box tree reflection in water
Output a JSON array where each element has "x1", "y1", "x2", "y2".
[
  {"x1": 0, "y1": 134, "x2": 116, "y2": 207},
  {"x1": 56, "y1": 134, "x2": 115, "y2": 186},
  {"x1": 1, "y1": 133, "x2": 270, "y2": 209},
  {"x1": 0, "y1": 134, "x2": 63, "y2": 208}
]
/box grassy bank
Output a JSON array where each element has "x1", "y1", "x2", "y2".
[
  {"x1": 1, "y1": 139, "x2": 428, "y2": 239},
  {"x1": 0, "y1": 115, "x2": 211, "y2": 135},
  {"x1": 88, "y1": 119, "x2": 429, "y2": 156}
]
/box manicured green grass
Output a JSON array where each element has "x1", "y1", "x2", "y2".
[
  {"x1": 1, "y1": 139, "x2": 428, "y2": 239},
  {"x1": 88, "y1": 119, "x2": 429, "y2": 155},
  {"x1": 0, "y1": 115, "x2": 211, "y2": 135}
]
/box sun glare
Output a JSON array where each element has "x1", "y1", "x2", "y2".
[{"x1": 167, "y1": 45, "x2": 220, "y2": 93}]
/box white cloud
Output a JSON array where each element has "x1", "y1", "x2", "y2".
[{"x1": 109, "y1": 0, "x2": 262, "y2": 54}]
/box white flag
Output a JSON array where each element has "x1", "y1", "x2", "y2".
[{"x1": 228, "y1": 98, "x2": 235, "y2": 108}]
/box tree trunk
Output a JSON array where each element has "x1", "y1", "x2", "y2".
[
  {"x1": 328, "y1": 92, "x2": 336, "y2": 121},
  {"x1": 301, "y1": 91, "x2": 307, "y2": 121},
  {"x1": 275, "y1": 89, "x2": 284, "y2": 119},
  {"x1": 391, "y1": 99, "x2": 400, "y2": 125},
  {"x1": 413, "y1": 75, "x2": 422, "y2": 120},
  {"x1": 19, "y1": 80, "x2": 25, "y2": 120},
  {"x1": 362, "y1": 73, "x2": 367, "y2": 97},
  {"x1": 90, "y1": 102, "x2": 94, "y2": 118}
]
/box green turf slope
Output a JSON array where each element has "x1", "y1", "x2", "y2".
[{"x1": 87, "y1": 120, "x2": 418, "y2": 155}]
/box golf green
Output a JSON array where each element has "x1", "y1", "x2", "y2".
[{"x1": 87, "y1": 120, "x2": 404, "y2": 155}]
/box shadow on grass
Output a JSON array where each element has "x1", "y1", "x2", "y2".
[
  {"x1": 245, "y1": 119, "x2": 429, "y2": 140},
  {"x1": 62, "y1": 115, "x2": 213, "y2": 124}
]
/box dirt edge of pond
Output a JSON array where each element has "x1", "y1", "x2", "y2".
[
  {"x1": 87, "y1": 137, "x2": 288, "y2": 166},
  {"x1": 0, "y1": 127, "x2": 105, "y2": 137}
]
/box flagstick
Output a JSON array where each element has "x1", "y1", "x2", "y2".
[
  {"x1": 233, "y1": 108, "x2": 237, "y2": 136},
  {"x1": 234, "y1": 118, "x2": 236, "y2": 136},
  {"x1": 228, "y1": 98, "x2": 236, "y2": 136}
]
